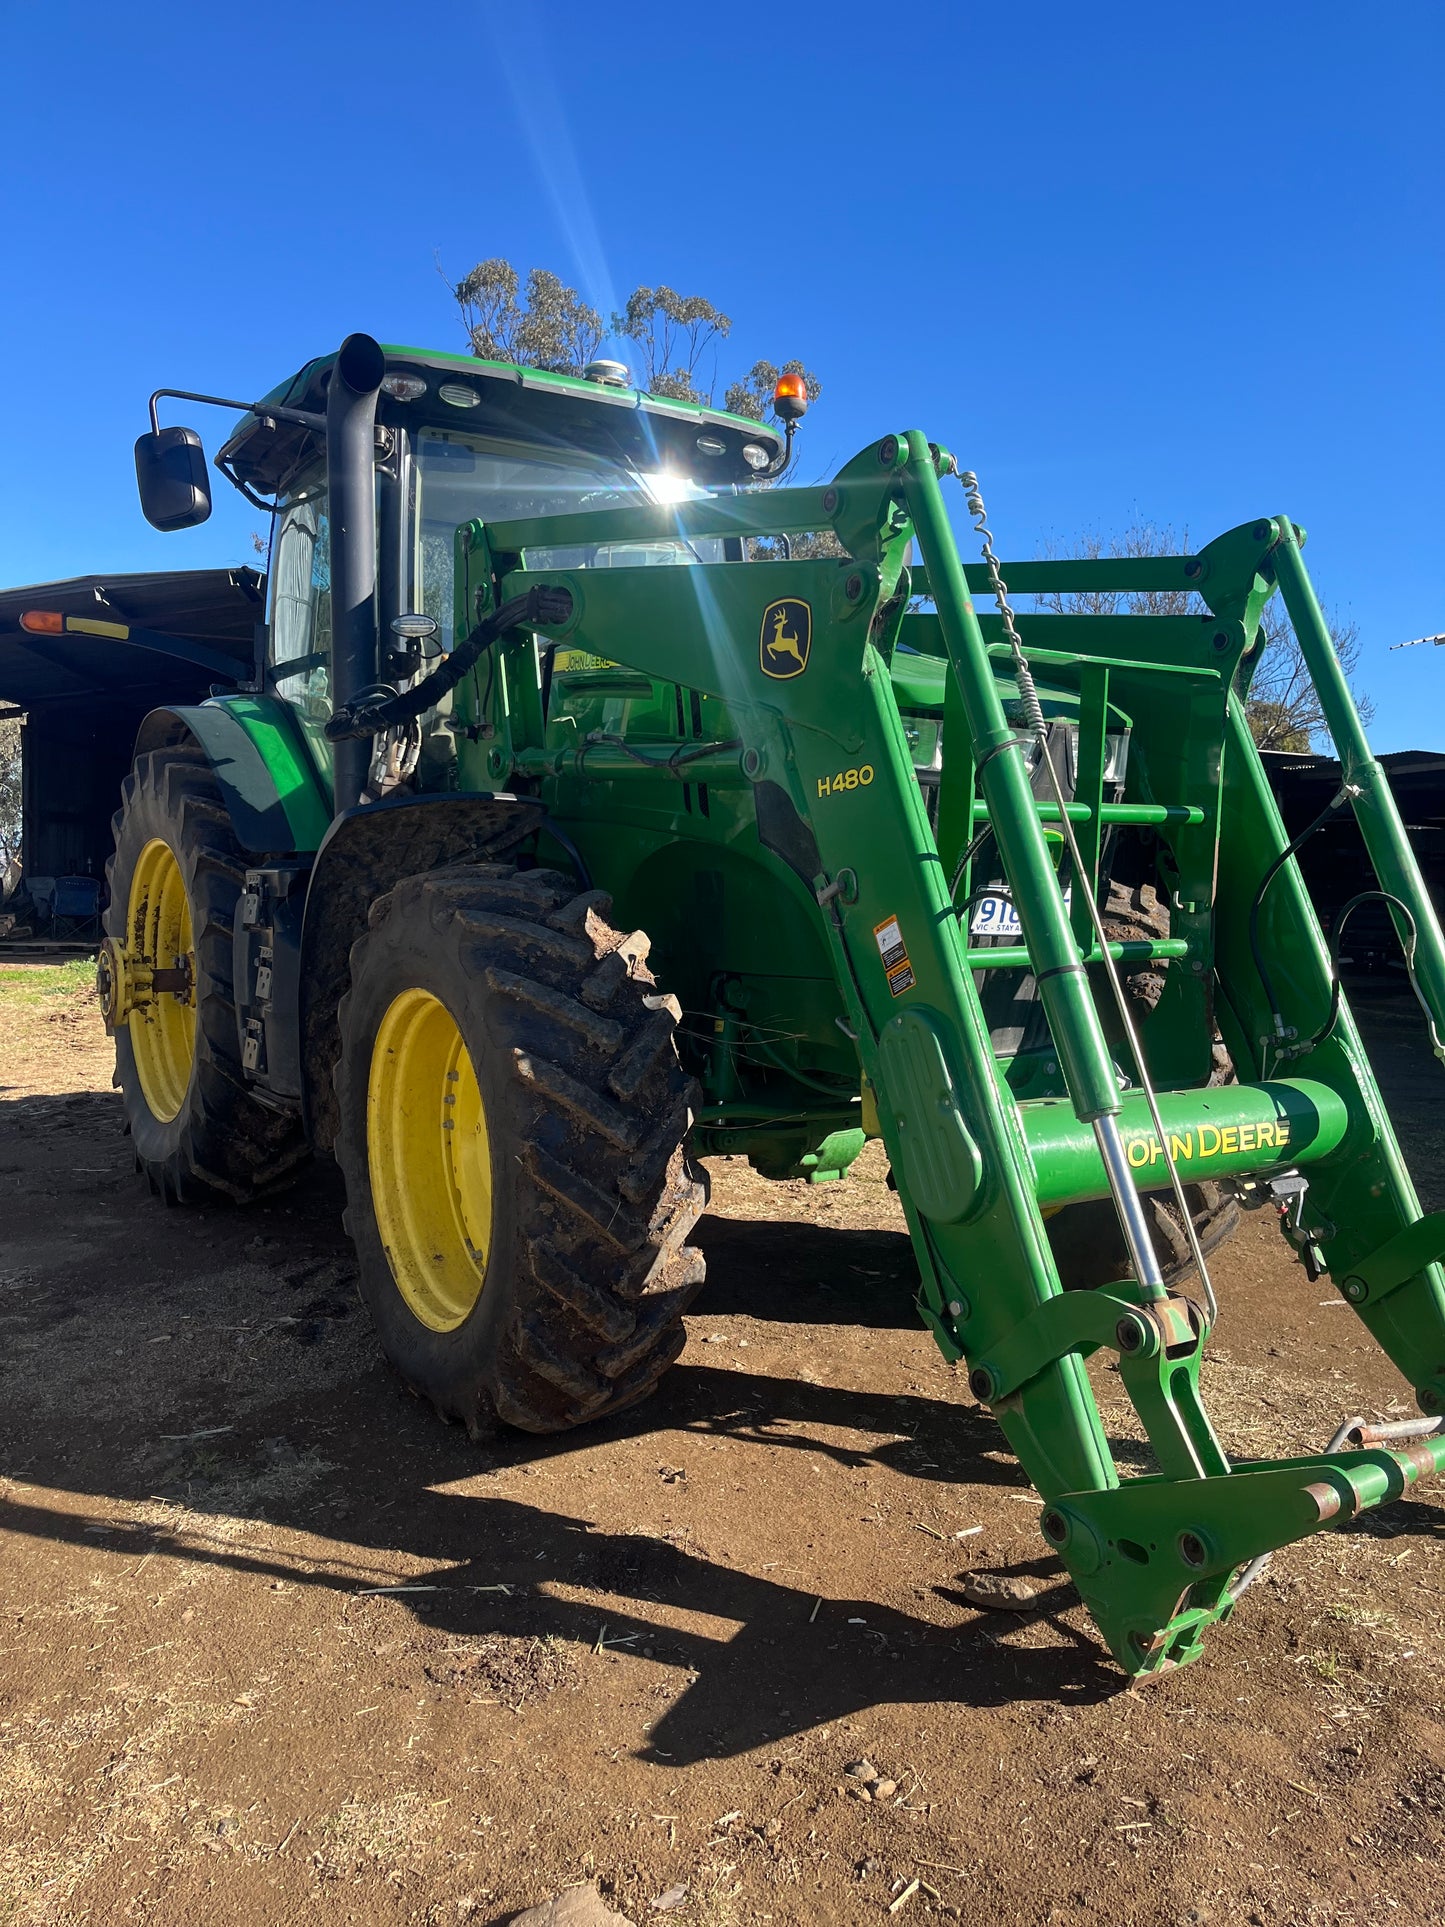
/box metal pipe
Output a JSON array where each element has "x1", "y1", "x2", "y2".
[
  {"x1": 968, "y1": 802, "x2": 1205, "y2": 826},
  {"x1": 326, "y1": 333, "x2": 386, "y2": 812},
  {"x1": 1093, "y1": 1114, "x2": 1166, "y2": 1300},
  {"x1": 1339, "y1": 1415, "x2": 1445, "y2": 1449},
  {"x1": 1235, "y1": 1412, "x2": 1445, "y2": 1600},
  {"x1": 512, "y1": 743, "x2": 750, "y2": 786},
  {"x1": 966, "y1": 938, "x2": 1188, "y2": 971},
  {"x1": 899, "y1": 436, "x2": 1123, "y2": 1124},
  {"x1": 1026, "y1": 1076, "x2": 1348, "y2": 1208}
]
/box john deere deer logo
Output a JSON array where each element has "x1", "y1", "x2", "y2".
[{"x1": 760, "y1": 598, "x2": 812, "y2": 679}]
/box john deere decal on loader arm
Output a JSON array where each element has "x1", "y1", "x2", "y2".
[{"x1": 82, "y1": 335, "x2": 1445, "y2": 1676}]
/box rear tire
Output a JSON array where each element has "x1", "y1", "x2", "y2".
[
  {"x1": 1048, "y1": 1179, "x2": 1241, "y2": 1293},
  {"x1": 104, "y1": 745, "x2": 309, "y2": 1203},
  {"x1": 334, "y1": 863, "x2": 706, "y2": 1436}
]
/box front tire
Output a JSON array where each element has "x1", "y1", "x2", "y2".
[
  {"x1": 104, "y1": 744, "x2": 308, "y2": 1202},
  {"x1": 335, "y1": 864, "x2": 706, "y2": 1436}
]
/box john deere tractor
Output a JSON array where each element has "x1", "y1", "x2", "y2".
[{"x1": 81, "y1": 331, "x2": 1445, "y2": 1676}]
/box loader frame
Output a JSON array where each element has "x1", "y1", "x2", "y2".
[{"x1": 443, "y1": 429, "x2": 1445, "y2": 1675}]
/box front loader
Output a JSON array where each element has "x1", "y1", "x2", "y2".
[{"x1": 73, "y1": 332, "x2": 1445, "y2": 1678}]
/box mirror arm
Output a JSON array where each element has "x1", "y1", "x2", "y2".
[
  {"x1": 146, "y1": 388, "x2": 327, "y2": 436},
  {"x1": 214, "y1": 458, "x2": 280, "y2": 515}
]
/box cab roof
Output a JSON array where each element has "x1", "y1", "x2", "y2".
[{"x1": 217, "y1": 342, "x2": 786, "y2": 497}]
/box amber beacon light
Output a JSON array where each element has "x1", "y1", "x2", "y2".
[{"x1": 772, "y1": 372, "x2": 809, "y2": 421}]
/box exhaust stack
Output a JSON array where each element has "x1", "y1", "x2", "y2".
[{"x1": 326, "y1": 333, "x2": 386, "y2": 813}]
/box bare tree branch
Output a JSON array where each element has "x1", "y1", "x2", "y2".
[
  {"x1": 611, "y1": 287, "x2": 731, "y2": 403},
  {"x1": 1035, "y1": 523, "x2": 1372, "y2": 751}
]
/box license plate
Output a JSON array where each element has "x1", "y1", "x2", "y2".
[
  {"x1": 969, "y1": 895, "x2": 1021, "y2": 938},
  {"x1": 969, "y1": 891, "x2": 1069, "y2": 938}
]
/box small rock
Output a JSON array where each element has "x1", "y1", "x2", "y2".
[
  {"x1": 509, "y1": 1882, "x2": 635, "y2": 1927},
  {"x1": 872, "y1": 1778, "x2": 898, "y2": 1802},
  {"x1": 650, "y1": 1886, "x2": 688, "y2": 1913},
  {"x1": 845, "y1": 1759, "x2": 879, "y2": 1782},
  {"x1": 960, "y1": 1571, "x2": 1040, "y2": 1611},
  {"x1": 853, "y1": 1784, "x2": 874, "y2": 1802},
  {"x1": 856, "y1": 1856, "x2": 882, "y2": 1879},
  {"x1": 763, "y1": 1817, "x2": 782, "y2": 1839}
]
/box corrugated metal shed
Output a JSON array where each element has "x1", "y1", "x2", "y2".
[{"x1": 0, "y1": 569, "x2": 260, "y2": 896}]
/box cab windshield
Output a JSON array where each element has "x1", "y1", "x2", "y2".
[{"x1": 417, "y1": 429, "x2": 721, "y2": 647}]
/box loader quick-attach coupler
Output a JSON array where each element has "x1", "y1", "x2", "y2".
[{"x1": 1042, "y1": 1432, "x2": 1445, "y2": 1674}]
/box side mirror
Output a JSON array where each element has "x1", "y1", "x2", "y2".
[{"x1": 134, "y1": 425, "x2": 212, "y2": 531}]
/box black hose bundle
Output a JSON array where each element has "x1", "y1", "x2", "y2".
[{"x1": 325, "y1": 584, "x2": 574, "y2": 742}]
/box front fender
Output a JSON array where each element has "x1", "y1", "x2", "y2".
[{"x1": 135, "y1": 695, "x2": 331, "y2": 855}]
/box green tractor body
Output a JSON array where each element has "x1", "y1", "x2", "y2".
[{"x1": 88, "y1": 333, "x2": 1445, "y2": 1678}]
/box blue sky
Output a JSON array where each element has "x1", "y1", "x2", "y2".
[{"x1": 3, "y1": 0, "x2": 1441, "y2": 748}]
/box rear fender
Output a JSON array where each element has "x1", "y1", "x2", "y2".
[{"x1": 135, "y1": 696, "x2": 331, "y2": 855}]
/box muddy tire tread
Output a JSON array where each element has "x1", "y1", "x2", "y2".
[
  {"x1": 105, "y1": 747, "x2": 308, "y2": 1204},
  {"x1": 334, "y1": 864, "x2": 705, "y2": 1436}
]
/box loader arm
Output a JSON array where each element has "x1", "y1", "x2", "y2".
[{"x1": 469, "y1": 433, "x2": 1445, "y2": 1676}]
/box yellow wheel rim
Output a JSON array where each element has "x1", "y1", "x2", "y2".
[
  {"x1": 367, "y1": 988, "x2": 493, "y2": 1332},
  {"x1": 127, "y1": 837, "x2": 197, "y2": 1124}
]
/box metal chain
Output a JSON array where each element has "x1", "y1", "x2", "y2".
[
  {"x1": 958, "y1": 472, "x2": 1047, "y2": 737},
  {"x1": 955, "y1": 467, "x2": 1220, "y2": 1327}
]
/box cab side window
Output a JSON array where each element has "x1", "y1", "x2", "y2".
[{"x1": 268, "y1": 480, "x2": 332, "y2": 722}]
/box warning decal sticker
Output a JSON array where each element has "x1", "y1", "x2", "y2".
[{"x1": 873, "y1": 914, "x2": 914, "y2": 997}]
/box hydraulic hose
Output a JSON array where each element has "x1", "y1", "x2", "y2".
[
  {"x1": 325, "y1": 585, "x2": 574, "y2": 742},
  {"x1": 1246, "y1": 783, "x2": 1358, "y2": 1062}
]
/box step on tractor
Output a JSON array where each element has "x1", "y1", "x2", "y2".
[{"x1": 80, "y1": 331, "x2": 1445, "y2": 1678}]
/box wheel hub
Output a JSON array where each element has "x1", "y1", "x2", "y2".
[{"x1": 97, "y1": 937, "x2": 192, "y2": 1030}]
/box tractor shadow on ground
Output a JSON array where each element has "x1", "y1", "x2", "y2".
[
  {"x1": 0, "y1": 1465, "x2": 1127, "y2": 1763},
  {"x1": 694, "y1": 1216, "x2": 922, "y2": 1329},
  {"x1": 0, "y1": 1110, "x2": 1139, "y2": 1756},
  {"x1": 18, "y1": 1082, "x2": 1439, "y2": 1763}
]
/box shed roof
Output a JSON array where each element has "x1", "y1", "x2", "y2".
[{"x1": 0, "y1": 568, "x2": 260, "y2": 711}]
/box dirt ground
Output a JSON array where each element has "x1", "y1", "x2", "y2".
[{"x1": 3, "y1": 962, "x2": 1445, "y2": 1927}]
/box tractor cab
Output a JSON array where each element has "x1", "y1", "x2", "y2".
[{"x1": 211, "y1": 345, "x2": 785, "y2": 743}]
